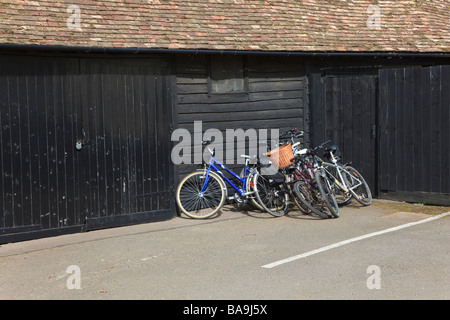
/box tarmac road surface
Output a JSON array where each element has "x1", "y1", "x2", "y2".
[{"x1": 1, "y1": 199, "x2": 449, "y2": 300}]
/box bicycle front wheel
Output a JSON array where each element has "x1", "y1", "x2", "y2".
[
  {"x1": 323, "y1": 162, "x2": 353, "y2": 206},
  {"x1": 253, "y1": 173, "x2": 289, "y2": 217},
  {"x1": 240, "y1": 168, "x2": 265, "y2": 211},
  {"x1": 314, "y1": 169, "x2": 339, "y2": 218},
  {"x1": 345, "y1": 166, "x2": 372, "y2": 206},
  {"x1": 293, "y1": 180, "x2": 332, "y2": 219},
  {"x1": 176, "y1": 171, "x2": 226, "y2": 218}
]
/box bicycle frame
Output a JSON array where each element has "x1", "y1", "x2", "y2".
[
  {"x1": 323, "y1": 152, "x2": 363, "y2": 193},
  {"x1": 201, "y1": 153, "x2": 254, "y2": 197}
]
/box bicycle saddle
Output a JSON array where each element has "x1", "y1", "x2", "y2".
[{"x1": 325, "y1": 145, "x2": 338, "y2": 153}]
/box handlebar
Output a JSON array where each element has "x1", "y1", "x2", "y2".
[
  {"x1": 290, "y1": 140, "x2": 331, "y2": 163},
  {"x1": 279, "y1": 128, "x2": 304, "y2": 140}
]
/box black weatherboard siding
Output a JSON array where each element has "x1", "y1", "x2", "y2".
[{"x1": 175, "y1": 54, "x2": 309, "y2": 176}]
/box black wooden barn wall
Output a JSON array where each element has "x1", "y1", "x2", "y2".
[
  {"x1": 1, "y1": 51, "x2": 448, "y2": 243},
  {"x1": 0, "y1": 54, "x2": 175, "y2": 243}
]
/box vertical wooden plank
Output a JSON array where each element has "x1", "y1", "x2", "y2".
[
  {"x1": 0, "y1": 66, "x2": 13, "y2": 229},
  {"x1": 148, "y1": 68, "x2": 158, "y2": 211},
  {"x1": 309, "y1": 73, "x2": 323, "y2": 147},
  {"x1": 0, "y1": 70, "x2": 5, "y2": 229},
  {"x1": 421, "y1": 67, "x2": 432, "y2": 193},
  {"x1": 118, "y1": 65, "x2": 129, "y2": 214},
  {"x1": 440, "y1": 66, "x2": 450, "y2": 194},
  {"x1": 79, "y1": 61, "x2": 91, "y2": 220},
  {"x1": 370, "y1": 76, "x2": 378, "y2": 193},
  {"x1": 125, "y1": 67, "x2": 137, "y2": 214},
  {"x1": 84, "y1": 63, "x2": 98, "y2": 219},
  {"x1": 341, "y1": 77, "x2": 353, "y2": 163},
  {"x1": 133, "y1": 70, "x2": 144, "y2": 213},
  {"x1": 378, "y1": 69, "x2": 389, "y2": 191},
  {"x1": 430, "y1": 66, "x2": 441, "y2": 193},
  {"x1": 53, "y1": 62, "x2": 66, "y2": 228},
  {"x1": 44, "y1": 67, "x2": 58, "y2": 228},
  {"x1": 159, "y1": 68, "x2": 171, "y2": 205},
  {"x1": 360, "y1": 76, "x2": 374, "y2": 191},
  {"x1": 21, "y1": 70, "x2": 34, "y2": 226},
  {"x1": 96, "y1": 69, "x2": 108, "y2": 217},
  {"x1": 395, "y1": 68, "x2": 405, "y2": 192},
  {"x1": 323, "y1": 77, "x2": 333, "y2": 142},
  {"x1": 413, "y1": 67, "x2": 423, "y2": 192},
  {"x1": 93, "y1": 68, "x2": 103, "y2": 217},
  {"x1": 403, "y1": 68, "x2": 415, "y2": 192},
  {"x1": 35, "y1": 63, "x2": 49, "y2": 229},
  {"x1": 141, "y1": 69, "x2": 152, "y2": 212},
  {"x1": 331, "y1": 77, "x2": 342, "y2": 147},
  {"x1": 155, "y1": 68, "x2": 165, "y2": 210},
  {"x1": 387, "y1": 69, "x2": 397, "y2": 191},
  {"x1": 101, "y1": 63, "x2": 114, "y2": 217},
  {"x1": 67, "y1": 64, "x2": 82, "y2": 226},
  {"x1": 10, "y1": 73, "x2": 24, "y2": 228},
  {"x1": 110, "y1": 62, "x2": 122, "y2": 216},
  {"x1": 351, "y1": 76, "x2": 363, "y2": 170}
]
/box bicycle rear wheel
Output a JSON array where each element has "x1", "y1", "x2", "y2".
[
  {"x1": 345, "y1": 166, "x2": 372, "y2": 206},
  {"x1": 253, "y1": 173, "x2": 289, "y2": 217},
  {"x1": 176, "y1": 171, "x2": 226, "y2": 218}
]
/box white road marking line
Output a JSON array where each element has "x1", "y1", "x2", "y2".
[{"x1": 262, "y1": 211, "x2": 450, "y2": 269}]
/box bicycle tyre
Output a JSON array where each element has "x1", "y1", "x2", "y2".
[
  {"x1": 345, "y1": 166, "x2": 372, "y2": 206},
  {"x1": 253, "y1": 173, "x2": 289, "y2": 217},
  {"x1": 323, "y1": 162, "x2": 353, "y2": 206},
  {"x1": 240, "y1": 168, "x2": 265, "y2": 211},
  {"x1": 293, "y1": 180, "x2": 332, "y2": 219},
  {"x1": 176, "y1": 171, "x2": 226, "y2": 218},
  {"x1": 289, "y1": 182, "x2": 312, "y2": 215},
  {"x1": 314, "y1": 169, "x2": 339, "y2": 218}
]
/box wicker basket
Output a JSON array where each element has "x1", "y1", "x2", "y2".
[{"x1": 267, "y1": 143, "x2": 294, "y2": 170}]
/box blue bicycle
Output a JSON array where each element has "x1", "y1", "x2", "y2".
[{"x1": 175, "y1": 140, "x2": 287, "y2": 218}]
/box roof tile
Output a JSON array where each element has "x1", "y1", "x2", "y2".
[{"x1": 0, "y1": 0, "x2": 448, "y2": 52}]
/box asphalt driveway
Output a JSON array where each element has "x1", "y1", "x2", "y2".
[{"x1": 1, "y1": 199, "x2": 449, "y2": 301}]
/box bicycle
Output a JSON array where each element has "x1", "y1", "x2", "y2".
[
  {"x1": 289, "y1": 141, "x2": 339, "y2": 218},
  {"x1": 246, "y1": 130, "x2": 306, "y2": 217},
  {"x1": 176, "y1": 140, "x2": 270, "y2": 218},
  {"x1": 268, "y1": 129, "x2": 338, "y2": 218},
  {"x1": 322, "y1": 144, "x2": 372, "y2": 206},
  {"x1": 252, "y1": 169, "x2": 290, "y2": 217}
]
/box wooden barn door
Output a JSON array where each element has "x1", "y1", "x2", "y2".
[
  {"x1": 0, "y1": 55, "x2": 175, "y2": 243},
  {"x1": 378, "y1": 65, "x2": 450, "y2": 205},
  {"x1": 310, "y1": 72, "x2": 378, "y2": 194},
  {"x1": 0, "y1": 56, "x2": 84, "y2": 242},
  {"x1": 80, "y1": 59, "x2": 175, "y2": 230}
]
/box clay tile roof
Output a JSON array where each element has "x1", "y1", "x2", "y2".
[{"x1": 0, "y1": 0, "x2": 449, "y2": 52}]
